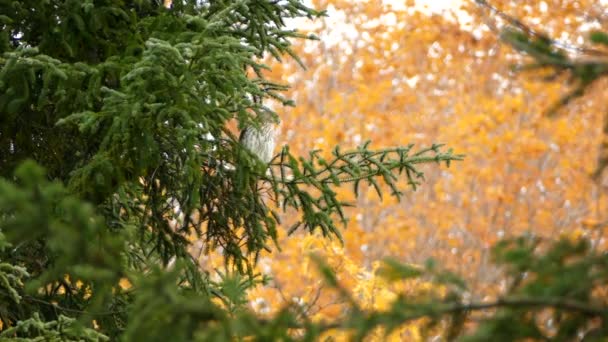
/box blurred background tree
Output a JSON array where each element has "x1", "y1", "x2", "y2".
[{"x1": 240, "y1": 0, "x2": 608, "y2": 340}]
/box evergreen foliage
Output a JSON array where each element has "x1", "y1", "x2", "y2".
[
  {"x1": 0, "y1": 0, "x2": 461, "y2": 340},
  {"x1": 2, "y1": 0, "x2": 605, "y2": 340}
]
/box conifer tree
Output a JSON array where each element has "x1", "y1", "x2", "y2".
[{"x1": 0, "y1": 1, "x2": 459, "y2": 340}]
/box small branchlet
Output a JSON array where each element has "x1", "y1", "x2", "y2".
[{"x1": 264, "y1": 142, "x2": 464, "y2": 240}]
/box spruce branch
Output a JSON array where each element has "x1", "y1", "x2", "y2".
[
  {"x1": 258, "y1": 143, "x2": 463, "y2": 238},
  {"x1": 267, "y1": 143, "x2": 462, "y2": 186}
]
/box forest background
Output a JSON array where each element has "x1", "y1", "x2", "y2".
[
  {"x1": 240, "y1": 0, "x2": 597, "y2": 317},
  {"x1": 238, "y1": 0, "x2": 608, "y2": 339}
]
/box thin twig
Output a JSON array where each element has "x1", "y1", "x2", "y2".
[
  {"x1": 22, "y1": 295, "x2": 127, "y2": 316},
  {"x1": 303, "y1": 296, "x2": 608, "y2": 333}
]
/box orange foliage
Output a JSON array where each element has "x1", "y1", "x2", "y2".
[{"x1": 205, "y1": 1, "x2": 608, "y2": 340}]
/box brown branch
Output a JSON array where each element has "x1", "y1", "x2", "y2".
[
  {"x1": 306, "y1": 296, "x2": 608, "y2": 334},
  {"x1": 438, "y1": 297, "x2": 607, "y2": 317}
]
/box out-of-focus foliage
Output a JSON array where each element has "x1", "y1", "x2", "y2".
[
  {"x1": 305, "y1": 235, "x2": 608, "y2": 341},
  {"x1": 236, "y1": 0, "x2": 608, "y2": 340}
]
